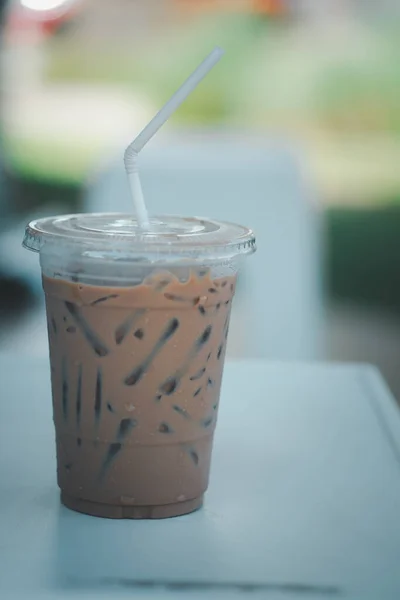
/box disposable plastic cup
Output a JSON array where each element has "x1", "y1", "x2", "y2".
[{"x1": 23, "y1": 213, "x2": 256, "y2": 519}]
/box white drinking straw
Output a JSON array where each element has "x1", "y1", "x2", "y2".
[{"x1": 124, "y1": 46, "x2": 224, "y2": 229}]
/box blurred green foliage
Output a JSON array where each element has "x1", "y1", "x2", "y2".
[
  {"x1": 44, "y1": 14, "x2": 400, "y2": 131},
  {"x1": 9, "y1": 13, "x2": 400, "y2": 194}
]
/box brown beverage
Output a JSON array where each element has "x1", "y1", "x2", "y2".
[
  {"x1": 44, "y1": 272, "x2": 235, "y2": 518},
  {"x1": 23, "y1": 214, "x2": 255, "y2": 518}
]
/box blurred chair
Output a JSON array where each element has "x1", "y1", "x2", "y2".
[{"x1": 85, "y1": 133, "x2": 324, "y2": 360}]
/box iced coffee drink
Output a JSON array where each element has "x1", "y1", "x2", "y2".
[{"x1": 23, "y1": 214, "x2": 255, "y2": 518}]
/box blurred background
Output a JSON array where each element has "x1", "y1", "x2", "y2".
[{"x1": 1, "y1": 0, "x2": 400, "y2": 398}]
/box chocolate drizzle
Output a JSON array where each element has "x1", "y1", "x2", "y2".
[
  {"x1": 51, "y1": 317, "x2": 57, "y2": 335},
  {"x1": 159, "y1": 422, "x2": 173, "y2": 434},
  {"x1": 190, "y1": 368, "x2": 206, "y2": 381},
  {"x1": 117, "y1": 418, "x2": 136, "y2": 441},
  {"x1": 99, "y1": 419, "x2": 136, "y2": 480},
  {"x1": 76, "y1": 364, "x2": 82, "y2": 427},
  {"x1": 115, "y1": 309, "x2": 145, "y2": 345},
  {"x1": 173, "y1": 405, "x2": 190, "y2": 419},
  {"x1": 164, "y1": 293, "x2": 189, "y2": 303},
  {"x1": 202, "y1": 416, "x2": 213, "y2": 428},
  {"x1": 197, "y1": 325, "x2": 212, "y2": 349},
  {"x1": 189, "y1": 449, "x2": 199, "y2": 465},
  {"x1": 100, "y1": 443, "x2": 122, "y2": 479},
  {"x1": 65, "y1": 301, "x2": 109, "y2": 357},
  {"x1": 124, "y1": 318, "x2": 179, "y2": 386},
  {"x1": 91, "y1": 294, "x2": 119, "y2": 306},
  {"x1": 61, "y1": 357, "x2": 68, "y2": 421},
  {"x1": 160, "y1": 378, "x2": 178, "y2": 395},
  {"x1": 94, "y1": 367, "x2": 102, "y2": 424},
  {"x1": 159, "y1": 325, "x2": 213, "y2": 396}
]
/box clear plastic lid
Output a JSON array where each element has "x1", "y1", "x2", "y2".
[{"x1": 23, "y1": 213, "x2": 256, "y2": 264}]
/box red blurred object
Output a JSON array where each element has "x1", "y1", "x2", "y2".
[
  {"x1": 7, "y1": 1, "x2": 81, "y2": 39},
  {"x1": 253, "y1": 0, "x2": 286, "y2": 15},
  {"x1": 174, "y1": 0, "x2": 287, "y2": 15}
]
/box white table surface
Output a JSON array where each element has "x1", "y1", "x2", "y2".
[{"x1": 1, "y1": 355, "x2": 400, "y2": 600}]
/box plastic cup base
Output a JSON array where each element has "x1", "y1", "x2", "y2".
[{"x1": 61, "y1": 492, "x2": 204, "y2": 519}]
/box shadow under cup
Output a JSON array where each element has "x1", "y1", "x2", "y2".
[{"x1": 23, "y1": 214, "x2": 256, "y2": 518}]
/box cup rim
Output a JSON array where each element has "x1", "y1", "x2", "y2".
[{"x1": 23, "y1": 213, "x2": 256, "y2": 264}]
